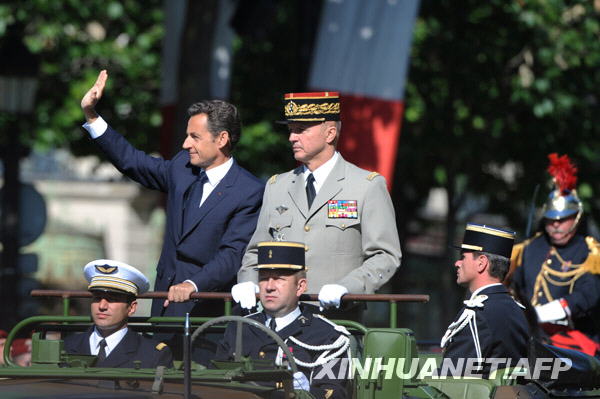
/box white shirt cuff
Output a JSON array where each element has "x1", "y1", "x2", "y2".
[
  {"x1": 82, "y1": 116, "x2": 108, "y2": 139},
  {"x1": 184, "y1": 279, "x2": 198, "y2": 292}
]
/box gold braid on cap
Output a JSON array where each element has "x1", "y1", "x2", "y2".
[{"x1": 285, "y1": 101, "x2": 340, "y2": 118}]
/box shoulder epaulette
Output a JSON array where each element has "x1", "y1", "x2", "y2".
[
  {"x1": 155, "y1": 342, "x2": 167, "y2": 351},
  {"x1": 510, "y1": 232, "x2": 542, "y2": 268},
  {"x1": 268, "y1": 174, "x2": 278, "y2": 184},
  {"x1": 314, "y1": 314, "x2": 350, "y2": 335},
  {"x1": 511, "y1": 243, "x2": 525, "y2": 269},
  {"x1": 583, "y1": 236, "x2": 600, "y2": 274},
  {"x1": 366, "y1": 172, "x2": 379, "y2": 181}
]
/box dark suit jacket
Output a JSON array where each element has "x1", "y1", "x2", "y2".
[
  {"x1": 442, "y1": 284, "x2": 529, "y2": 376},
  {"x1": 94, "y1": 126, "x2": 264, "y2": 316},
  {"x1": 216, "y1": 305, "x2": 349, "y2": 399},
  {"x1": 64, "y1": 327, "x2": 173, "y2": 368}
]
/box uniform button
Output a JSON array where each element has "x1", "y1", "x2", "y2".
[
  {"x1": 544, "y1": 271, "x2": 549, "y2": 275},
  {"x1": 304, "y1": 225, "x2": 310, "y2": 232},
  {"x1": 305, "y1": 246, "x2": 309, "y2": 252},
  {"x1": 276, "y1": 225, "x2": 280, "y2": 230},
  {"x1": 538, "y1": 292, "x2": 543, "y2": 297},
  {"x1": 546, "y1": 259, "x2": 552, "y2": 265},
  {"x1": 259, "y1": 351, "x2": 265, "y2": 358},
  {"x1": 341, "y1": 223, "x2": 346, "y2": 228}
]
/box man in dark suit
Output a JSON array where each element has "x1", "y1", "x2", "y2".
[
  {"x1": 80, "y1": 70, "x2": 264, "y2": 317},
  {"x1": 440, "y1": 224, "x2": 529, "y2": 378},
  {"x1": 64, "y1": 259, "x2": 173, "y2": 368},
  {"x1": 216, "y1": 242, "x2": 351, "y2": 399}
]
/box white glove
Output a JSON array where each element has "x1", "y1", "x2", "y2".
[
  {"x1": 535, "y1": 300, "x2": 567, "y2": 323},
  {"x1": 318, "y1": 284, "x2": 348, "y2": 310},
  {"x1": 293, "y1": 371, "x2": 310, "y2": 391},
  {"x1": 231, "y1": 281, "x2": 258, "y2": 309}
]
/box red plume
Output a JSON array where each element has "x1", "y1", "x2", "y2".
[{"x1": 547, "y1": 153, "x2": 578, "y2": 193}]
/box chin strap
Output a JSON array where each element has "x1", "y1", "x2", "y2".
[{"x1": 566, "y1": 209, "x2": 583, "y2": 235}]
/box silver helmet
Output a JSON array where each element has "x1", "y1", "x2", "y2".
[{"x1": 541, "y1": 153, "x2": 582, "y2": 224}]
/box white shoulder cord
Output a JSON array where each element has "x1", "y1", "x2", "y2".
[
  {"x1": 276, "y1": 335, "x2": 350, "y2": 369},
  {"x1": 440, "y1": 294, "x2": 487, "y2": 358}
]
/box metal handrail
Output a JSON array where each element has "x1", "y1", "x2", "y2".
[{"x1": 30, "y1": 290, "x2": 429, "y2": 329}]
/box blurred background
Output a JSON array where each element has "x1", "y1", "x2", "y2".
[{"x1": 1, "y1": 0, "x2": 599, "y2": 345}]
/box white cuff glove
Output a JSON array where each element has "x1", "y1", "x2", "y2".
[
  {"x1": 535, "y1": 299, "x2": 567, "y2": 323},
  {"x1": 293, "y1": 371, "x2": 310, "y2": 391},
  {"x1": 318, "y1": 284, "x2": 348, "y2": 310},
  {"x1": 231, "y1": 281, "x2": 258, "y2": 309}
]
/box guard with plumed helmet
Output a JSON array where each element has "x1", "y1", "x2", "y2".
[{"x1": 510, "y1": 154, "x2": 600, "y2": 356}]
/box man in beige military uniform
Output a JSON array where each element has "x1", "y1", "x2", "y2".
[{"x1": 232, "y1": 92, "x2": 402, "y2": 310}]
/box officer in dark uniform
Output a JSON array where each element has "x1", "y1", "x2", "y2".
[
  {"x1": 216, "y1": 242, "x2": 351, "y2": 399},
  {"x1": 64, "y1": 259, "x2": 173, "y2": 368},
  {"x1": 510, "y1": 153, "x2": 600, "y2": 356},
  {"x1": 441, "y1": 224, "x2": 529, "y2": 377}
]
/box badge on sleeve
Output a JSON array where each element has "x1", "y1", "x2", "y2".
[{"x1": 328, "y1": 200, "x2": 358, "y2": 218}]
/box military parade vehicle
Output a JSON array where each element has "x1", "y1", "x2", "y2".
[{"x1": 0, "y1": 290, "x2": 599, "y2": 398}]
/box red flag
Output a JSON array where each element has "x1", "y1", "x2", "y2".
[{"x1": 340, "y1": 95, "x2": 404, "y2": 189}]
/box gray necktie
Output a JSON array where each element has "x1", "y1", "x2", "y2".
[{"x1": 97, "y1": 339, "x2": 107, "y2": 362}]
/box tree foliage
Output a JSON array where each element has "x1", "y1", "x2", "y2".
[
  {"x1": 2, "y1": 0, "x2": 600, "y2": 227},
  {"x1": 0, "y1": 0, "x2": 164, "y2": 154},
  {"x1": 399, "y1": 0, "x2": 600, "y2": 239}
]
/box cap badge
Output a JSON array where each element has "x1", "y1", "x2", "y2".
[
  {"x1": 287, "y1": 101, "x2": 296, "y2": 114},
  {"x1": 268, "y1": 250, "x2": 273, "y2": 259},
  {"x1": 95, "y1": 265, "x2": 118, "y2": 274}
]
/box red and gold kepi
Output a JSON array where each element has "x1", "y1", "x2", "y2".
[{"x1": 278, "y1": 91, "x2": 340, "y2": 123}]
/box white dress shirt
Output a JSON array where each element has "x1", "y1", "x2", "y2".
[
  {"x1": 82, "y1": 116, "x2": 108, "y2": 138},
  {"x1": 265, "y1": 306, "x2": 302, "y2": 332},
  {"x1": 89, "y1": 326, "x2": 128, "y2": 357},
  {"x1": 470, "y1": 283, "x2": 503, "y2": 297},
  {"x1": 302, "y1": 151, "x2": 339, "y2": 194},
  {"x1": 199, "y1": 157, "x2": 234, "y2": 206}
]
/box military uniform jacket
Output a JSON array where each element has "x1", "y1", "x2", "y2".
[
  {"x1": 512, "y1": 234, "x2": 600, "y2": 340},
  {"x1": 64, "y1": 327, "x2": 173, "y2": 368},
  {"x1": 215, "y1": 305, "x2": 350, "y2": 399},
  {"x1": 94, "y1": 127, "x2": 264, "y2": 316},
  {"x1": 441, "y1": 284, "x2": 529, "y2": 376},
  {"x1": 238, "y1": 155, "x2": 401, "y2": 294}
]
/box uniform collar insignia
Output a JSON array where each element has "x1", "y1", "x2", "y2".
[
  {"x1": 276, "y1": 205, "x2": 288, "y2": 215},
  {"x1": 297, "y1": 315, "x2": 308, "y2": 324},
  {"x1": 95, "y1": 265, "x2": 118, "y2": 274},
  {"x1": 463, "y1": 294, "x2": 488, "y2": 308}
]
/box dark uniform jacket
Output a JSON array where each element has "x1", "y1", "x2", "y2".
[
  {"x1": 512, "y1": 234, "x2": 600, "y2": 341},
  {"x1": 94, "y1": 127, "x2": 264, "y2": 316},
  {"x1": 64, "y1": 327, "x2": 173, "y2": 368},
  {"x1": 441, "y1": 284, "x2": 529, "y2": 377},
  {"x1": 215, "y1": 305, "x2": 350, "y2": 399}
]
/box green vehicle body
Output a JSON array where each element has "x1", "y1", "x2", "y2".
[{"x1": 1, "y1": 294, "x2": 599, "y2": 399}]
